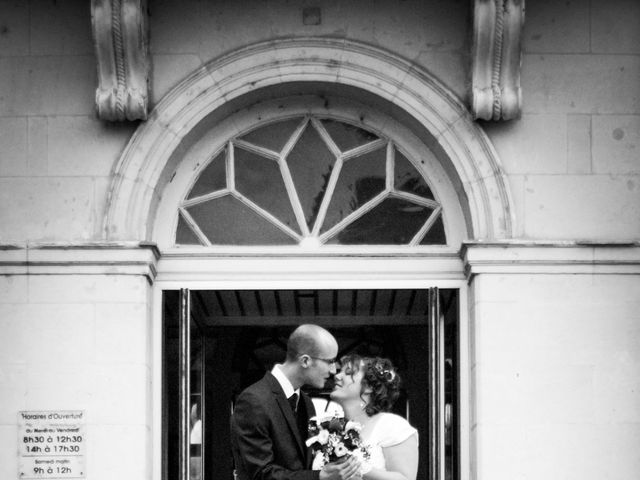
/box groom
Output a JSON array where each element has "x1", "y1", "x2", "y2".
[{"x1": 230, "y1": 324, "x2": 360, "y2": 480}]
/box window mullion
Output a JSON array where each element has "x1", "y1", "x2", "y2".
[
  {"x1": 232, "y1": 191, "x2": 303, "y2": 241},
  {"x1": 310, "y1": 117, "x2": 341, "y2": 157},
  {"x1": 233, "y1": 139, "x2": 280, "y2": 161},
  {"x1": 178, "y1": 208, "x2": 212, "y2": 246},
  {"x1": 227, "y1": 141, "x2": 235, "y2": 190},
  {"x1": 278, "y1": 158, "x2": 310, "y2": 236},
  {"x1": 341, "y1": 138, "x2": 387, "y2": 161},
  {"x1": 181, "y1": 189, "x2": 231, "y2": 208},
  {"x1": 386, "y1": 141, "x2": 395, "y2": 191},
  {"x1": 319, "y1": 191, "x2": 387, "y2": 243},
  {"x1": 280, "y1": 117, "x2": 309, "y2": 157},
  {"x1": 409, "y1": 206, "x2": 443, "y2": 246},
  {"x1": 390, "y1": 191, "x2": 441, "y2": 210},
  {"x1": 311, "y1": 156, "x2": 343, "y2": 236}
]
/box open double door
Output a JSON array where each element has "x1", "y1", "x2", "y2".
[{"x1": 162, "y1": 288, "x2": 459, "y2": 480}]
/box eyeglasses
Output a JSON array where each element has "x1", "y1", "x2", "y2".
[{"x1": 300, "y1": 354, "x2": 338, "y2": 367}]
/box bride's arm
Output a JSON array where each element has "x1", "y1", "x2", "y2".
[{"x1": 362, "y1": 433, "x2": 418, "y2": 480}]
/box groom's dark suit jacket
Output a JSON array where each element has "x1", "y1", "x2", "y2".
[{"x1": 230, "y1": 372, "x2": 320, "y2": 480}]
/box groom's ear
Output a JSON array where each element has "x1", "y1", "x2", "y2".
[{"x1": 298, "y1": 354, "x2": 311, "y2": 368}]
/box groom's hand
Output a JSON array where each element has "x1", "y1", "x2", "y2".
[{"x1": 319, "y1": 456, "x2": 360, "y2": 480}]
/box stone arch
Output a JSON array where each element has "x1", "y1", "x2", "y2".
[{"x1": 104, "y1": 38, "x2": 514, "y2": 242}]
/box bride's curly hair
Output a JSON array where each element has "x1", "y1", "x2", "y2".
[{"x1": 339, "y1": 354, "x2": 401, "y2": 416}]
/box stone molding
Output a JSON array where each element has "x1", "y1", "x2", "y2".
[
  {"x1": 3, "y1": 241, "x2": 637, "y2": 285},
  {"x1": 104, "y1": 38, "x2": 515, "y2": 243},
  {"x1": 462, "y1": 241, "x2": 640, "y2": 277},
  {"x1": 91, "y1": 0, "x2": 149, "y2": 121},
  {"x1": 471, "y1": 0, "x2": 525, "y2": 121},
  {"x1": 0, "y1": 242, "x2": 159, "y2": 283}
]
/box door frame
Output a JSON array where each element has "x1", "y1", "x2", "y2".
[{"x1": 151, "y1": 254, "x2": 470, "y2": 480}]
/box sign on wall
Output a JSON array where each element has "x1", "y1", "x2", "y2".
[{"x1": 18, "y1": 411, "x2": 85, "y2": 479}]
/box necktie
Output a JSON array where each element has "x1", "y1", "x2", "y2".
[{"x1": 288, "y1": 393, "x2": 299, "y2": 414}]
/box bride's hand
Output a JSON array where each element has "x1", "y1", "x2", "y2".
[{"x1": 319, "y1": 455, "x2": 360, "y2": 480}]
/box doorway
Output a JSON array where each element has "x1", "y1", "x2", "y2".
[{"x1": 162, "y1": 288, "x2": 459, "y2": 480}]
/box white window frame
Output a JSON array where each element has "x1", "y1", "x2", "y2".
[{"x1": 153, "y1": 94, "x2": 467, "y2": 255}]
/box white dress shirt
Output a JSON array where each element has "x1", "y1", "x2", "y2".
[{"x1": 271, "y1": 364, "x2": 300, "y2": 408}]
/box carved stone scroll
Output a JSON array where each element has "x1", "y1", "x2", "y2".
[
  {"x1": 471, "y1": 0, "x2": 525, "y2": 121},
  {"x1": 91, "y1": 0, "x2": 149, "y2": 121}
]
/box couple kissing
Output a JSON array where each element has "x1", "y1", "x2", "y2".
[{"x1": 230, "y1": 324, "x2": 418, "y2": 480}]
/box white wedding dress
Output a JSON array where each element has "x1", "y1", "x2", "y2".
[{"x1": 361, "y1": 412, "x2": 418, "y2": 471}]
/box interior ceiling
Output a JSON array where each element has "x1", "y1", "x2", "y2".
[{"x1": 186, "y1": 289, "x2": 452, "y2": 328}]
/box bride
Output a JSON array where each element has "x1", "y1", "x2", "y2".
[{"x1": 330, "y1": 355, "x2": 418, "y2": 480}]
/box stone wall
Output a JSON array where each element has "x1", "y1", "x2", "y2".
[
  {"x1": 470, "y1": 268, "x2": 640, "y2": 479},
  {"x1": 0, "y1": 269, "x2": 153, "y2": 480},
  {"x1": 1, "y1": 0, "x2": 638, "y2": 243}
]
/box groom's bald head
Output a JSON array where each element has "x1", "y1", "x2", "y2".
[{"x1": 286, "y1": 324, "x2": 336, "y2": 361}]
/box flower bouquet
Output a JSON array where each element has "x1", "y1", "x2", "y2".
[{"x1": 305, "y1": 413, "x2": 371, "y2": 471}]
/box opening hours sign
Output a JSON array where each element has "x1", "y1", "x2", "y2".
[{"x1": 18, "y1": 411, "x2": 85, "y2": 479}]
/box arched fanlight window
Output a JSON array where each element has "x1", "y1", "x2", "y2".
[{"x1": 175, "y1": 116, "x2": 446, "y2": 247}]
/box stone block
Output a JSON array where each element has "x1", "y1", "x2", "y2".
[
  {"x1": 94, "y1": 303, "x2": 148, "y2": 365},
  {"x1": 523, "y1": 0, "x2": 590, "y2": 53},
  {"x1": 91, "y1": 364, "x2": 149, "y2": 425},
  {"x1": 0, "y1": 303, "x2": 98, "y2": 366},
  {"x1": 28, "y1": 275, "x2": 148, "y2": 304},
  {"x1": 505, "y1": 175, "x2": 526, "y2": 237},
  {"x1": 30, "y1": 0, "x2": 93, "y2": 55},
  {"x1": 27, "y1": 117, "x2": 49, "y2": 175},
  {"x1": 413, "y1": 52, "x2": 467, "y2": 100},
  {"x1": 33, "y1": 305, "x2": 96, "y2": 365},
  {"x1": 318, "y1": 0, "x2": 467, "y2": 56},
  {"x1": 473, "y1": 272, "x2": 640, "y2": 305},
  {"x1": 472, "y1": 272, "x2": 575, "y2": 304},
  {"x1": 0, "y1": 426, "x2": 19, "y2": 480},
  {"x1": 590, "y1": 274, "x2": 640, "y2": 302},
  {"x1": 482, "y1": 114, "x2": 567, "y2": 174},
  {"x1": 592, "y1": 0, "x2": 640, "y2": 54},
  {"x1": 0, "y1": 177, "x2": 97, "y2": 242},
  {"x1": 475, "y1": 361, "x2": 595, "y2": 426},
  {"x1": 92, "y1": 176, "x2": 112, "y2": 238},
  {"x1": 523, "y1": 54, "x2": 640, "y2": 114},
  {"x1": 48, "y1": 116, "x2": 134, "y2": 177},
  {"x1": 149, "y1": 0, "x2": 205, "y2": 55},
  {"x1": 0, "y1": 275, "x2": 28, "y2": 303},
  {"x1": 88, "y1": 425, "x2": 148, "y2": 480},
  {"x1": 520, "y1": 424, "x2": 640, "y2": 480},
  {"x1": 567, "y1": 114, "x2": 592, "y2": 174},
  {"x1": 592, "y1": 115, "x2": 640, "y2": 174},
  {"x1": 25, "y1": 365, "x2": 93, "y2": 410},
  {"x1": 150, "y1": 54, "x2": 203, "y2": 104},
  {"x1": 523, "y1": 174, "x2": 640, "y2": 239},
  {"x1": 0, "y1": 116, "x2": 27, "y2": 175},
  {"x1": 477, "y1": 423, "x2": 640, "y2": 480},
  {"x1": 0, "y1": 56, "x2": 95, "y2": 116},
  {"x1": 476, "y1": 300, "x2": 640, "y2": 354},
  {"x1": 0, "y1": 364, "x2": 27, "y2": 423},
  {"x1": 0, "y1": 0, "x2": 29, "y2": 56},
  {"x1": 593, "y1": 351, "x2": 640, "y2": 423},
  {"x1": 0, "y1": 304, "x2": 42, "y2": 364},
  {"x1": 473, "y1": 423, "x2": 526, "y2": 479}
]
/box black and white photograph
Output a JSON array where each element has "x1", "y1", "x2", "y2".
[{"x1": 1, "y1": 2, "x2": 639, "y2": 480}]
